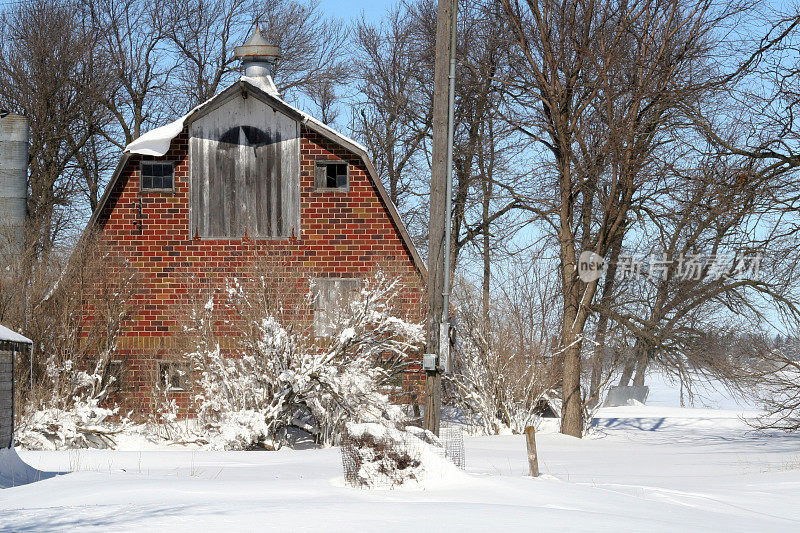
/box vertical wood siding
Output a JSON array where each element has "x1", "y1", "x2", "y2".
[
  {"x1": 312, "y1": 278, "x2": 361, "y2": 337},
  {"x1": 0, "y1": 349, "x2": 13, "y2": 449},
  {"x1": 189, "y1": 95, "x2": 300, "y2": 239}
]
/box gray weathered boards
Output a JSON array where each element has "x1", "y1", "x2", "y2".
[
  {"x1": 606, "y1": 385, "x2": 650, "y2": 407},
  {"x1": 189, "y1": 92, "x2": 300, "y2": 239},
  {"x1": 0, "y1": 349, "x2": 13, "y2": 449},
  {"x1": 312, "y1": 278, "x2": 361, "y2": 337}
]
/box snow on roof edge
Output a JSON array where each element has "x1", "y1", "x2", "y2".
[
  {"x1": 301, "y1": 113, "x2": 368, "y2": 154},
  {"x1": 124, "y1": 92, "x2": 212, "y2": 156},
  {"x1": 0, "y1": 323, "x2": 32, "y2": 344},
  {"x1": 124, "y1": 76, "x2": 368, "y2": 158},
  {"x1": 240, "y1": 75, "x2": 281, "y2": 98},
  {"x1": 241, "y1": 75, "x2": 369, "y2": 153},
  {"x1": 124, "y1": 116, "x2": 188, "y2": 157}
]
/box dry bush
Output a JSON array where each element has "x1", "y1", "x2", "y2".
[
  {"x1": 447, "y1": 276, "x2": 560, "y2": 434},
  {"x1": 11, "y1": 231, "x2": 140, "y2": 448},
  {"x1": 707, "y1": 334, "x2": 800, "y2": 431},
  {"x1": 752, "y1": 350, "x2": 800, "y2": 432}
]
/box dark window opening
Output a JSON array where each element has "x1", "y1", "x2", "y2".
[
  {"x1": 107, "y1": 360, "x2": 123, "y2": 393},
  {"x1": 315, "y1": 162, "x2": 348, "y2": 190},
  {"x1": 219, "y1": 125, "x2": 268, "y2": 147},
  {"x1": 141, "y1": 162, "x2": 175, "y2": 191},
  {"x1": 158, "y1": 361, "x2": 189, "y2": 391}
]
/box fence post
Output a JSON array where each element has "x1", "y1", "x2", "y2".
[{"x1": 524, "y1": 426, "x2": 539, "y2": 477}]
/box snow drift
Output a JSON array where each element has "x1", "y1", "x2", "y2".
[{"x1": 0, "y1": 447, "x2": 57, "y2": 488}]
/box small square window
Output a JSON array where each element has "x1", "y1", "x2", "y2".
[
  {"x1": 158, "y1": 361, "x2": 189, "y2": 391},
  {"x1": 141, "y1": 162, "x2": 175, "y2": 191},
  {"x1": 315, "y1": 162, "x2": 348, "y2": 190}
]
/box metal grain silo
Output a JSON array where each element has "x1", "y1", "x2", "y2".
[{"x1": 0, "y1": 112, "x2": 28, "y2": 253}]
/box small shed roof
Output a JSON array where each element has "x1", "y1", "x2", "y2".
[{"x1": 0, "y1": 324, "x2": 32, "y2": 347}]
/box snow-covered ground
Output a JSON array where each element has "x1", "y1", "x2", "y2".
[{"x1": 2, "y1": 376, "x2": 800, "y2": 531}]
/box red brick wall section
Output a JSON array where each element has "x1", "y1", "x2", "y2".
[{"x1": 92, "y1": 126, "x2": 426, "y2": 417}]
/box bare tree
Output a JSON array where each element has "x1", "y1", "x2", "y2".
[
  {"x1": 352, "y1": 5, "x2": 430, "y2": 222},
  {"x1": 83, "y1": 0, "x2": 175, "y2": 146},
  {"x1": 161, "y1": 0, "x2": 348, "y2": 114},
  {"x1": 596, "y1": 7, "x2": 800, "y2": 398},
  {"x1": 0, "y1": 0, "x2": 112, "y2": 252},
  {"x1": 259, "y1": 0, "x2": 349, "y2": 116},
  {"x1": 608, "y1": 149, "x2": 797, "y2": 389},
  {"x1": 353, "y1": 0, "x2": 528, "y2": 277},
  {"x1": 496, "y1": 0, "x2": 747, "y2": 436}
]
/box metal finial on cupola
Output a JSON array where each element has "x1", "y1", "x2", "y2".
[{"x1": 235, "y1": 24, "x2": 281, "y2": 95}]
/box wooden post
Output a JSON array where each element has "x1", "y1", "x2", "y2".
[
  {"x1": 524, "y1": 426, "x2": 539, "y2": 477},
  {"x1": 425, "y1": 0, "x2": 457, "y2": 436},
  {"x1": 424, "y1": 371, "x2": 442, "y2": 434}
]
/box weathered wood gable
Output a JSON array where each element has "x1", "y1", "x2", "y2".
[{"x1": 189, "y1": 92, "x2": 300, "y2": 239}]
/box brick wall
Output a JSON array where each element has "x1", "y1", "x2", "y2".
[{"x1": 92, "y1": 126, "x2": 426, "y2": 417}]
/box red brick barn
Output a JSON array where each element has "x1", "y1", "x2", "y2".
[{"x1": 82, "y1": 29, "x2": 427, "y2": 416}]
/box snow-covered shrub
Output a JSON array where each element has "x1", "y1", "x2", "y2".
[
  {"x1": 340, "y1": 422, "x2": 466, "y2": 488},
  {"x1": 184, "y1": 268, "x2": 424, "y2": 450},
  {"x1": 16, "y1": 359, "x2": 130, "y2": 449},
  {"x1": 446, "y1": 280, "x2": 560, "y2": 435},
  {"x1": 341, "y1": 422, "x2": 425, "y2": 488}
]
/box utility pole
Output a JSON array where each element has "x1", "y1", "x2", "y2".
[{"x1": 425, "y1": 0, "x2": 457, "y2": 436}]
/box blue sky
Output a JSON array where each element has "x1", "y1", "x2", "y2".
[{"x1": 320, "y1": 0, "x2": 396, "y2": 22}]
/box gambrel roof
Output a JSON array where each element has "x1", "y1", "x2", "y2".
[{"x1": 88, "y1": 77, "x2": 426, "y2": 278}]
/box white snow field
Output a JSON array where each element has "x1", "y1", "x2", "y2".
[{"x1": 2, "y1": 378, "x2": 800, "y2": 532}]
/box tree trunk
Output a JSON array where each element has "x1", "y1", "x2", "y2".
[
  {"x1": 481, "y1": 179, "x2": 491, "y2": 327},
  {"x1": 620, "y1": 341, "x2": 647, "y2": 387},
  {"x1": 588, "y1": 326, "x2": 607, "y2": 408},
  {"x1": 632, "y1": 350, "x2": 649, "y2": 387},
  {"x1": 560, "y1": 265, "x2": 589, "y2": 437},
  {"x1": 561, "y1": 336, "x2": 584, "y2": 437},
  {"x1": 618, "y1": 357, "x2": 635, "y2": 387}
]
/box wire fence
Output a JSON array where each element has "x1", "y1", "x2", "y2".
[
  {"x1": 437, "y1": 425, "x2": 465, "y2": 470},
  {"x1": 340, "y1": 423, "x2": 465, "y2": 489}
]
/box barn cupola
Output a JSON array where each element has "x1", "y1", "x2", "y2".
[{"x1": 235, "y1": 25, "x2": 281, "y2": 95}]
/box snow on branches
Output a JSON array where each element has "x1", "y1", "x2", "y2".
[
  {"x1": 16, "y1": 358, "x2": 130, "y2": 449},
  {"x1": 184, "y1": 270, "x2": 424, "y2": 450},
  {"x1": 445, "y1": 291, "x2": 559, "y2": 435}
]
